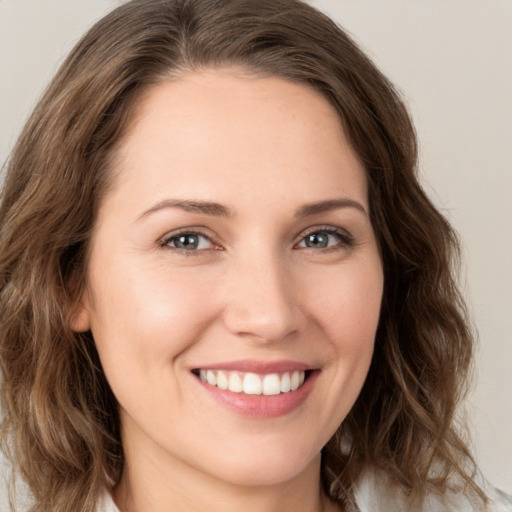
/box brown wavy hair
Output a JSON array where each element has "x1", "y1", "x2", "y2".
[{"x1": 0, "y1": 0, "x2": 483, "y2": 510}]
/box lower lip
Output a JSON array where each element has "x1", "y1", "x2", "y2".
[{"x1": 194, "y1": 371, "x2": 318, "y2": 418}]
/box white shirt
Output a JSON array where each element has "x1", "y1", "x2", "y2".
[
  {"x1": 98, "y1": 473, "x2": 512, "y2": 512},
  {"x1": 352, "y1": 470, "x2": 512, "y2": 512},
  {"x1": 98, "y1": 491, "x2": 120, "y2": 512}
]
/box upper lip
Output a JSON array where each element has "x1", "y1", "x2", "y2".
[{"x1": 192, "y1": 359, "x2": 315, "y2": 374}]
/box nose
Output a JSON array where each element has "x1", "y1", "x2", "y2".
[{"x1": 221, "y1": 251, "x2": 302, "y2": 344}]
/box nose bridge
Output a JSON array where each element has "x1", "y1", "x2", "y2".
[{"x1": 222, "y1": 245, "x2": 300, "y2": 343}]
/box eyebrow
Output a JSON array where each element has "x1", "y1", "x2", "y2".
[
  {"x1": 138, "y1": 199, "x2": 232, "y2": 220},
  {"x1": 295, "y1": 198, "x2": 368, "y2": 218},
  {"x1": 137, "y1": 197, "x2": 367, "y2": 221}
]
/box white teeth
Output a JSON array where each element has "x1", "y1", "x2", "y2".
[
  {"x1": 216, "y1": 370, "x2": 229, "y2": 390},
  {"x1": 228, "y1": 372, "x2": 243, "y2": 393},
  {"x1": 262, "y1": 374, "x2": 281, "y2": 395},
  {"x1": 290, "y1": 371, "x2": 300, "y2": 391},
  {"x1": 198, "y1": 369, "x2": 307, "y2": 395},
  {"x1": 280, "y1": 372, "x2": 291, "y2": 393},
  {"x1": 243, "y1": 372, "x2": 262, "y2": 395},
  {"x1": 206, "y1": 370, "x2": 217, "y2": 386}
]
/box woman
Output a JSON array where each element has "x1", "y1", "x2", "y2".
[{"x1": 0, "y1": 0, "x2": 510, "y2": 511}]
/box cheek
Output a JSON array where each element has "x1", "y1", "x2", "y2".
[
  {"x1": 305, "y1": 260, "x2": 383, "y2": 347},
  {"x1": 305, "y1": 257, "x2": 382, "y2": 400},
  {"x1": 291, "y1": 261, "x2": 382, "y2": 439},
  {"x1": 88, "y1": 262, "x2": 221, "y2": 375}
]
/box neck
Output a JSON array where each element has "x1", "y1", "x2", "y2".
[{"x1": 113, "y1": 448, "x2": 340, "y2": 512}]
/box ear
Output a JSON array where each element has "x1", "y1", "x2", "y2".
[{"x1": 69, "y1": 293, "x2": 92, "y2": 332}]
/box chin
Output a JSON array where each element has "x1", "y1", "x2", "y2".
[{"x1": 198, "y1": 441, "x2": 322, "y2": 488}]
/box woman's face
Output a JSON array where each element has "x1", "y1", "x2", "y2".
[{"x1": 73, "y1": 69, "x2": 383, "y2": 489}]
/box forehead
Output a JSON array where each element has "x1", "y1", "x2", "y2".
[{"x1": 103, "y1": 68, "x2": 368, "y2": 218}]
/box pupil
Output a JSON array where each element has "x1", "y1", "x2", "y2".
[
  {"x1": 307, "y1": 233, "x2": 328, "y2": 248},
  {"x1": 176, "y1": 234, "x2": 198, "y2": 250}
]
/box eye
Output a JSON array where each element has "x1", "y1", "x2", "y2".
[
  {"x1": 161, "y1": 231, "x2": 215, "y2": 252},
  {"x1": 296, "y1": 228, "x2": 352, "y2": 250}
]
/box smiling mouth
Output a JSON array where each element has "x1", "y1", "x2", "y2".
[{"x1": 193, "y1": 369, "x2": 310, "y2": 396}]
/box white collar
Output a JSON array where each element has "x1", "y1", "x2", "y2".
[
  {"x1": 98, "y1": 491, "x2": 120, "y2": 512},
  {"x1": 98, "y1": 471, "x2": 512, "y2": 512}
]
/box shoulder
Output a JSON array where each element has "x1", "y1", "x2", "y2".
[{"x1": 351, "y1": 469, "x2": 512, "y2": 512}]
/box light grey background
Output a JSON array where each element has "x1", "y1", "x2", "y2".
[{"x1": 1, "y1": 0, "x2": 511, "y2": 507}]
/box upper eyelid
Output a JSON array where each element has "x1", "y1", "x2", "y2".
[
  {"x1": 300, "y1": 225, "x2": 350, "y2": 235},
  {"x1": 295, "y1": 225, "x2": 353, "y2": 243},
  {"x1": 159, "y1": 227, "x2": 217, "y2": 247}
]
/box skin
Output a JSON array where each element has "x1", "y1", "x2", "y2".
[{"x1": 72, "y1": 68, "x2": 384, "y2": 512}]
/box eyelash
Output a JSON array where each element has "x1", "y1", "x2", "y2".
[
  {"x1": 297, "y1": 226, "x2": 354, "y2": 252},
  {"x1": 159, "y1": 229, "x2": 219, "y2": 257},
  {"x1": 159, "y1": 225, "x2": 354, "y2": 256}
]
